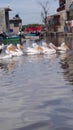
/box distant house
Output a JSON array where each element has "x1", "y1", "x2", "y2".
[
  {"x1": 9, "y1": 14, "x2": 22, "y2": 34},
  {"x1": 57, "y1": 0, "x2": 73, "y2": 32},
  {"x1": 0, "y1": 7, "x2": 11, "y2": 32},
  {"x1": 67, "y1": 1, "x2": 73, "y2": 20}
]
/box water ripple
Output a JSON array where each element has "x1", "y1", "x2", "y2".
[{"x1": 0, "y1": 43, "x2": 73, "y2": 130}]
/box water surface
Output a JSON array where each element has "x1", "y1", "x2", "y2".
[{"x1": 0, "y1": 37, "x2": 73, "y2": 130}]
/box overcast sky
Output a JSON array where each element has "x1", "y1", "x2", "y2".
[{"x1": 0, "y1": 0, "x2": 59, "y2": 25}]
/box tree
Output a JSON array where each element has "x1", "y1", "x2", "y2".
[{"x1": 38, "y1": 1, "x2": 49, "y2": 26}]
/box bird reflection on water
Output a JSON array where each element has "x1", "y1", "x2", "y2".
[{"x1": 0, "y1": 56, "x2": 24, "y2": 71}]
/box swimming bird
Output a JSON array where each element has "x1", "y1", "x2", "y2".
[
  {"x1": 32, "y1": 43, "x2": 43, "y2": 53},
  {"x1": 49, "y1": 42, "x2": 70, "y2": 53},
  {"x1": 0, "y1": 44, "x2": 5, "y2": 53},
  {"x1": 41, "y1": 42, "x2": 56, "y2": 54},
  {"x1": 57, "y1": 42, "x2": 70, "y2": 53},
  {"x1": 25, "y1": 43, "x2": 43, "y2": 55},
  {"x1": 6, "y1": 44, "x2": 23, "y2": 56}
]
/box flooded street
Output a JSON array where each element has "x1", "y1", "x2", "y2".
[{"x1": 0, "y1": 36, "x2": 73, "y2": 130}]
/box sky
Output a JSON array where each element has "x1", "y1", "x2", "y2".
[{"x1": 0, "y1": 0, "x2": 59, "y2": 25}]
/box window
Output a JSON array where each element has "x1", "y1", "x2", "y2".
[
  {"x1": 14, "y1": 21, "x2": 19, "y2": 27},
  {"x1": 60, "y1": 0, "x2": 66, "y2": 7}
]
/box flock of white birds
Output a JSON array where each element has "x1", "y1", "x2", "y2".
[{"x1": 0, "y1": 42, "x2": 70, "y2": 59}]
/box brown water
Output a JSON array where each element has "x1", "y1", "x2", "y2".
[{"x1": 0, "y1": 36, "x2": 73, "y2": 130}]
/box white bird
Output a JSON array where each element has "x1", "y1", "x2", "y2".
[
  {"x1": 0, "y1": 44, "x2": 4, "y2": 49},
  {"x1": 0, "y1": 44, "x2": 12, "y2": 59},
  {"x1": 26, "y1": 43, "x2": 43, "y2": 55},
  {"x1": 16, "y1": 44, "x2": 24, "y2": 55},
  {"x1": 57, "y1": 42, "x2": 70, "y2": 53},
  {"x1": 0, "y1": 44, "x2": 5, "y2": 53},
  {"x1": 41, "y1": 42, "x2": 56, "y2": 54},
  {"x1": 6, "y1": 44, "x2": 23, "y2": 56},
  {"x1": 49, "y1": 42, "x2": 70, "y2": 53}
]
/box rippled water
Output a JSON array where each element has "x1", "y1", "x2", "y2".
[{"x1": 0, "y1": 37, "x2": 73, "y2": 130}]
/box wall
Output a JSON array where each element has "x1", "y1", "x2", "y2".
[
  {"x1": 0, "y1": 9, "x2": 6, "y2": 32},
  {"x1": 10, "y1": 22, "x2": 22, "y2": 34}
]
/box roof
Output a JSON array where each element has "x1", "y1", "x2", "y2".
[
  {"x1": 10, "y1": 15, "x2": 22, "y2": 23},
  {"x1": 47, "y1": 14, "x2": 60, "y2": 20},
  {"x1": 10, "y1": 19, "x2": 22, "y2": 23},
  {"x1": 57, "y1": 5, "x2": 65, "y2": 12},
  {"x1": 4, "y1": 7, "x2": 12, "y2": 11},
  {"x1": 0, "y1": 7, "x2": 12, "y2": 11}
]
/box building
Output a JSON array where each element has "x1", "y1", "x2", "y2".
[
  {"x1": 47, "y1": 14, "x2": 60, "y2": 32},
  {"x1": 9, "y1": 14, "x2": 22, "y2": 34},
  {"x1": 47, "y1": 0, "x2": 73, "y2": 33},
  {"x1": 0, "y1": 7, "x2": 11, "y2": 32},
  {"x1": 66, "y1": 1, "x2": 73, "y2": 22},
  {"x1": 57, "y1": 0, "x2": 73, "y2": 32}
]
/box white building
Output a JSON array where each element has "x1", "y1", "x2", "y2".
[{"x1": 0, "y1": 7, "x2": 11, "y2": 32}]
